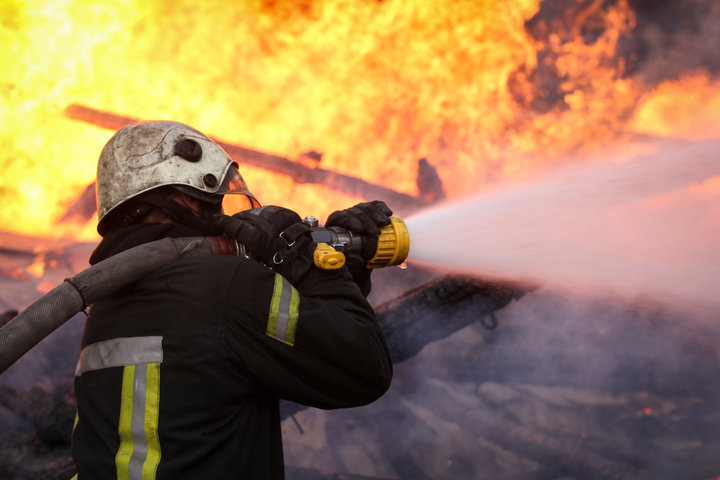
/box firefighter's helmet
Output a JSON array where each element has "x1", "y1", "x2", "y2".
[{"x1": 96, "y1": 120, "x2": 259, "y2": 235}]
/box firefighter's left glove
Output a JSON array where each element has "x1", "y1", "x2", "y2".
[
  {"x1": 325, "y1": 200, "x2": 393, "y2": 296},
  {"x1": 213, "y1": 206, "x2": 315, "y2": 283}
]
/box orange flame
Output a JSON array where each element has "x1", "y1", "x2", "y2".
[{"x1": 1, "y1": 1, "x2": 719, "y2": 242}]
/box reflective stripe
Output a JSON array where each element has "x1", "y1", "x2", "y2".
[
  {"x1": 116, "y1": 363, "x2": 162, "y2": 480},
  {"x1": 266, "y1": 274, "x2": 300, "y2": 346},
  {"x1": 75, "y1": 336, "x2": 163, "y2": 376},
  {"x1": 143, "y1": 364, "x2": 162, "y2": 479},
  {"x1": 116, "y1": 365, "x2": 136, "y2": 480}
]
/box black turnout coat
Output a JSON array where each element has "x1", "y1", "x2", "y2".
[{"x1": 71, "y1": 223, "x2": 393, "y2": 479}]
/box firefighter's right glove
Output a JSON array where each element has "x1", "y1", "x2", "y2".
[
  {"x1": 325, "y1": 200, "x2": 393, "y2": 296},
  {"x1": 214, "y1": 206, "x2": 315, "y2": 283}
]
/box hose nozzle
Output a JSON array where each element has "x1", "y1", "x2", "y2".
[
  {"x1": 367, "y1": 216, "x2": 410, "y2": 268},
  {"x1": 306, "y1": 216, "x2": 410, "y2": 270}
]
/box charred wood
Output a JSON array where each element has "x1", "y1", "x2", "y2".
[
  {"x1": 403, "y1": 380, "x2": 660, "y2": 480},
  {"x1": 0, "y1": 433, "x2": 74, "y2": 480},
  {"x1": 0, "y1": 381, "x2": 76, "y2": 480},
  {"x1": 417, "y1": 340, "x2": 720, "y2": 399},
  {"x1": 416, "y1": 157, "x2": 446, "y2": 202},
  {"x1": 0, "y1": 386, "x2": 74, "y2": 446},
  {"x1": 286, "y1": 466, "x2": 395, "y2": 480},
  {"x1": 376, "y1": 274, "x2": 529, "y2": 363}
]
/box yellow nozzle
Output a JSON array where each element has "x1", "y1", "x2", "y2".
[
  {"x1": 367, "y1": 216, "x2": 410, "y2": 269},
  {"x1": 313, "y1": 242, "x2": 346, "y2": 270}
]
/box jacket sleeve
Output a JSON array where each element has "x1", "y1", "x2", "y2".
[{"x1": 222, "y1": 260, "x2": 393, "y2": 409}]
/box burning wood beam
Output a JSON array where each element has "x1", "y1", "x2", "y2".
[
  {"x1": 59, "y1": 182, "x2": 96, "y2": 223},
  {"x1": 65, "y1": 104, "x2": 430, "y2": 216}
]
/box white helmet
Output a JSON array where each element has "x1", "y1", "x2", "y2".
[{"x1": 96, "y1": 121, "x2": 259, "y2": 234}]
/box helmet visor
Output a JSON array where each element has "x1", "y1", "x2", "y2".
[{"x1": 218, "y1": 164, "x2": 261, "y2": 214}]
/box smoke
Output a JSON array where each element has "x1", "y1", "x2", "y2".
[
  {"x1": 406, "y1": 138, "x2": 720, "y2": 313},
  {"x1": 528, "y1": 0, "x2": 720, "y2": 89},
  {"x1": 624, "y1": 0, "x2": 720, "y2": 82}
]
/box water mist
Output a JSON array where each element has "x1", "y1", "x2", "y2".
[{"x1": 406, "y1": 138, "x2": 720, "y2": 312}]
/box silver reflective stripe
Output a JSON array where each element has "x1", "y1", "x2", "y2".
[
  {"x1": 75, "y1": 336, "x2": 164, "y2": 377},
  {"x1": 128, "y1": 364, "x2": 148, "y2": 479},
  {"x1": 274, "y1": 280, "x2": 294, "y2": 340}
]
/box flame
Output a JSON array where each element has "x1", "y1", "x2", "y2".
[
  {"x1": 628, "y1": 70, "x2": 720, "y2": 141},
  {"x1": 25, "y1": 257, "x2": 45, "y2": 278},
  {"x1": 1, "y1": 0, "x2": 719, "y2": 242}
]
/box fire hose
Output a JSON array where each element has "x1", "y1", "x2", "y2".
[{"x1": 0, "y1": 217, "x2": 410, "y2": 375}]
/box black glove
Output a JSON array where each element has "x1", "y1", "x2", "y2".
[
  {"x1": 213, "y1": 206, "x2": 315, "y2": 283},
  {"x1": 325, "y1": 200, "x2": 393, "y2": 295}
]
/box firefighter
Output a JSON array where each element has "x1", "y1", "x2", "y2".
[{"x1": 71, "y1": 120, "x2": 393, "y2": 479}]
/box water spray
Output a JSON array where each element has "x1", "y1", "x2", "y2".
[{"x1": 403, "y1": 138, "x2": 720, "y2": 312}]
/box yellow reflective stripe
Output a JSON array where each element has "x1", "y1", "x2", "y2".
[
  {"x1": 116, "y1": 365, "x2": 135, "y2": 480},
  {"x1": 286, "y1": 287, "x2": 299, "y2": 346},
  {"x1": 70, "y1": 413, "x2": 79, "y2": 479},
  {"x1": 115, "y1": 363, "x2": 162, "y2": 480},
  {"x1": 266, "y1": 274, "x2": 283, "y2": 339},
  {"x1": 142, "y1": 363, "x2": 161, "y2": 480},
  {"x1": 266, "y1": 274, "x2": 300, "y2": 346}
]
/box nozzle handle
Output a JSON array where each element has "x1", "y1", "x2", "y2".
[{"x1": 313, "y1": 242, "x2": 346, "y2": 270}]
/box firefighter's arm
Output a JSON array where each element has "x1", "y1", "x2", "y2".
[{"x1": 223, "y1": 261, "x2": 393, "y2": 409}]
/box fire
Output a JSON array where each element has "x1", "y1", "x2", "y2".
[
  {"x1": 1, "y1": 0, "x2": 719, "y2": 242},
  {"x1": 25, "y1": 258, "x2": 45, "y2": 279},
  {"x1": 628, "y1": 70, "x2": 720, "y2": 141}
]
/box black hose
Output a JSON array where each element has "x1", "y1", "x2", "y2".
[{"x1": 0, "y1": 237, "x2": 217, "y2": 374}]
